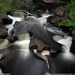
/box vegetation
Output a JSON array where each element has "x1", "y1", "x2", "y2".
[
  {"x1": 0, "y1": 0, "x2": 27, "y2": 16},
  {"x1": 58, "y1": 0, "x2": 75, "y2": 33},
  {"x1": 0, "y1": 0, "x2": 10, "y2": 15}
]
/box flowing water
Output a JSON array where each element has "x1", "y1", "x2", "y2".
[{"x1": 0, "y1": 0, "x2": 75, "y2": 74}]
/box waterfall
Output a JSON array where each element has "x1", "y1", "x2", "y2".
[{"x1": 53, "y1": 35, "x2": 75, "y2": 60}]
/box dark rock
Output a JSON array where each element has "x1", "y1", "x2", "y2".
[
  {"x1": 0, "y1": 53, "x2": 5, "y2": 61},
  {"x1": 29, "y1": 45, "x2": 38, "y2": 50},
  {"x1": 47, "y1": 15, "x2": 60, "y2": 25},
  {"x1": 48, "y1": 7, "x2": 70, "y2": 26},
  {"x1": 2, "y1": 18, "x2": 12, "y2": 25},
  {"x1": 0, "y1": 16, "x2": 7, "y2": 23},
  {"x1": 29, "y1": 32, "x2": 33, "y2": 37},
  {"x1": 42, "y1": 46, "x2": 51, "y2": 51},
  {"x1": 50, "y1": 7, "x2": 64, "y2": 17},
  {"x1": 33, "y1": 0, "x2": 43, "y2": 2},
  {"x1": 7, "y1": 11, "x2": 13, "y2": 16},
  {"x1": 8, "y1": 36, "x2": 18, "y2": 43},
  {"x1": 0, "y1": 25, "x2": 8, "y2": 39},
  {"x1": 70, "y1": 40, "x2": 75, "y2": 54},
  {"x1": 72, "y1": 33, "x2": 75, "y2": 41},
  {"x1": 60, "y1": 11, "x2": 70, "y2": 21},
  {"x1": 33, "y1": 0, "x2": 66, "y2": 12}
]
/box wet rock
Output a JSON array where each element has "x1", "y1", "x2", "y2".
[
  {"x1": 50, "y1": 7, "x2": 64, "y2": 17},
  {"x1": 8, "y1": 36, "x2": 18, "y2": 43},
  {"x1": 72, "y1": 33, "x2": 75, "y2": 41},
  {"x1": 47, "y1": 15, "x2": 60, "y2": 25},
  {"x1": 0, "y1": 16, "x2": 7, "y2": 23},
  {"x1": 0, "y1": 25, "x2": 8, "y2": 39},
  {"x1": 43, "y1": 0, "x2": 70, "y2": 4},
  {"x1": 60, "y1": 11, "x2": 70, "y2": 21},
  {"x1": 70, "y1": 40, "x2": 75, "y2": 54},
  {"x1": 43, "y1": 0, "x2": 55, "y2": 3},
  {"x1": 2, "y1": 18, "x2": 12, "y2": 25},
  {"x1": 7, "y1": 28, "x2": 18, "y2": 43},
  {"x1": 0, "y1": 53, "x2": 5, "y2": 61},
  {"x1": 13, "y1": 21, "x2": 28, "y2": 36},
  {"x1": 48, "y1": 7, "x2": 70, "y2": 25}
]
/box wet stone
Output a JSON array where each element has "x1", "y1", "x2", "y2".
[
  {"x1": 0, "y1": 25, "x2": 8, "y2": 39},
  {"x1": 47, "y1": 15, "x2": 60, "y2": 25},
  {"x1": 50, "y1": 7, "x2": 64, "y2": 17},
  {"x1": 43, "y1": 0, "x2": 55, "y2": 3}
]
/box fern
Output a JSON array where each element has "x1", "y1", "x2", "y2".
[{"x1": 59, "y1": 0, "x2": 75, "y2": 33}]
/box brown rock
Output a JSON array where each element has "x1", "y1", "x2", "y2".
[
  {"x1": 47, "y1": 15, "x2": 60, "y2": 25},
  {"x1": 60, "y1": 11, "x2": 70, "y2": 21},
  {"x1": 7, "y1": 35, "x2": 18, "y2": 43},
  {"x1": 48, "y1": 7, "x2": 70, "y2": 25},
  {"x1": 0, "y1": 25, "x2": 8, "y2": 39},
  {"x1": 51, "y1": 7, "x2": 64, "y2": 17}
]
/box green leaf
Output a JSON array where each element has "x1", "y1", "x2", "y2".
[{"x1": 72, "y1": 31, "x2": 75, "y2": 33}]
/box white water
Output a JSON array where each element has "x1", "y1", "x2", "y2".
[
  {"x1": 53, "y1": 35, "x2": 72, "y2": 51},
  {"x1": 0, "y1": 39, "x2": 10, "y2": 49},
  {"x1": 0, "y1": 69, "x2": 4, "y2": 75},
  {"x1": 14, "y1": 33, "x2": 30, "y2": 51},
  {"x1": 53, "y1": 35, "x2": 74, "y2": 60},
  {"x1": 5, "y1": 24, "x2": 13, "y2": 36},
  {"x1": 7, "y1": 15, "x2": 24, "y2": 25},
  {"x1": 5, "y1": 14, "x2": 24, "y2": 36},
  {"x1": 26, "y1": 13, "x2": 53, "y2": 25}
]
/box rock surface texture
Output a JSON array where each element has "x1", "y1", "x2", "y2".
[{"x1": 0, "y1": 25, "x2": 8, "y2": 39}]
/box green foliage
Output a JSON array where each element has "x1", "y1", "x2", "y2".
[
  {"x1": 72, "y1": 31, "x2": 75, "y2": 33},
  {"x1": 0, "y1": 0, "x2": 27, "y2": 16},
  {"x1": 59, "y1": 19, "x2": 75, "y2": 27},
  {"x1": 58, "y1": 0, "x2": 75, "y2": 33},
  {"x1": 10, "y1": 0, "x2": 22, "y2": 10},
  {"x1": 0, "y1": 0, "x2": 10, "y2": 15}
]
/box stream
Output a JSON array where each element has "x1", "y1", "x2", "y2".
[{"x1": 0, "y1": 0, "x2": 75, "y2": 74}]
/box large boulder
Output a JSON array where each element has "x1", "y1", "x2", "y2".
[
  {"x1": 48, "y1": 7, "x2": 70, "y2": 25},
  {"x1": 47, "y1": 15, "x2": 60, "y2": 25},
  {"x1": 50, "y1": 7, "x2": 64, "y2": 17},
  {"x1": 0, "y1": 25, "x2": 8, "y2": 39}
]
